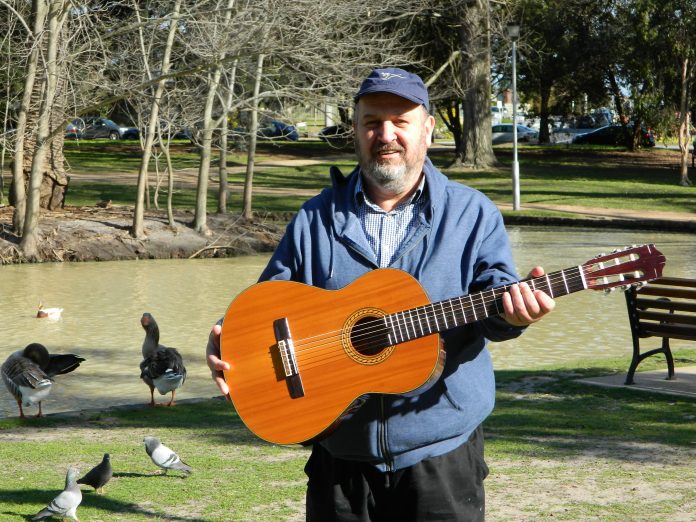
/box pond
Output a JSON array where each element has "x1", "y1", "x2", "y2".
[{"x1": 1, "y1": 226, "x2": 693, "y2": 418}]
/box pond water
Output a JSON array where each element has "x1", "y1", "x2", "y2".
[{"x1": 1, "y1": 226, "x2": 693, "y2": 418}]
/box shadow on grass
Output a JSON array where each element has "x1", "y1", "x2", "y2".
[{"x1": 0, "y1": 488, "x2": 213, "y2": 521}]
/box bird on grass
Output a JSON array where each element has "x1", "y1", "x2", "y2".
[
  {"x1": 37, "y1": 303, "x2": 63, "y2": 320},
  {"x1": 77, "y1": 453, "x2": 112, "y2": 494},
  {"x1": 140, "y1": 312, "x2": 187, "y2": 407},
  {"x1": 1, "y1": 343, "x2": 85, "y2": 418},
  {"x1": 143, "y1": 436, "x2": 192, "y2": 476},
  {"x1": 32, "y1": 465, "x2": 82, "y2": 521}
]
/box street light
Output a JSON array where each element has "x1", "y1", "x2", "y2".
[{"x1": 507, "y1": 23, "x2": 521, "y2": 211}]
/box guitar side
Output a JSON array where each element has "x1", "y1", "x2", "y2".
[{"x1": 220, "y1": 269, "x2": 445, "y2": 445}]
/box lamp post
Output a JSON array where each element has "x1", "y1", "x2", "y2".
[{"x1": 507, "y1": 23, "x2": 521, "y2": 211}]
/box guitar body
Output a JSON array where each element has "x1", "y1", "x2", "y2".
[{"x1": 221, "y1": 268, "x2": 445, "y2": 445}]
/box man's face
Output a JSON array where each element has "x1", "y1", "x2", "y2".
[{"x1": 353, "y1": 93, "x2": 435, "y2": 195}]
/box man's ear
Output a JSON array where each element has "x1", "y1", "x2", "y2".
[{"x1": 425, "y1": 114, "x2": 436, "y2": 146}]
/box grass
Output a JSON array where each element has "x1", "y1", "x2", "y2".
[
  {"x1": 48, "y1": 139, "x2": 696, "y2": 216},
  {"x1": 0, "y1": 350, "x2": 694, "y2": 521}
]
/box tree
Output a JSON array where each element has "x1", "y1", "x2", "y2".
[
  {"x1": 17, "y1": 0, "x2": 71, "y2": 259},
  {"x1": 132, "y1": 0, "x2": 183, "y2": 239}
]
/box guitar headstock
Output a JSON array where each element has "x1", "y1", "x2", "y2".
[{"x1": 583, "y1": 244, "x2": 665, "y2": 292}]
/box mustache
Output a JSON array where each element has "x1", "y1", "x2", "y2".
[{"x1": 374, "y1": 144, "x2": 404, "y2": 154}]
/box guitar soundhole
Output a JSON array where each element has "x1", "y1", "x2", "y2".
[
  {"x1": 343, "y1": 308, "x2": 394, "y2": 365},
  {"x1": 351, "y1": 316, "x2": 390, "y2": 357}
]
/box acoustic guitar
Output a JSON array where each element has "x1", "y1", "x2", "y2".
[{"x1": 220, "y1": 244, "x2": 665, "y2": 445}]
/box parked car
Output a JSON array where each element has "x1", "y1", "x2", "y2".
[
  {"x1": 571, "y1": 124, "x2": 655, "y2": 147},
  {"x1": 318, "y1": 123, "x2": 353, "y2": 147},
  {"x1": 491, "y1": 124, "x2": 539, "y2": 144},
  {"x1": 257, "y1": 120, "x2": 299, "y2": 141},
  {"x1": 65, "y1": 117, "x2": 140, "y2": 140}
]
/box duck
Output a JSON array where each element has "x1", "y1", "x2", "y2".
[
  {"x1": 37, "y1": 303, "x2": 63, "y2": 320},
  {"x1": 1, "y1": 343, "x2": 85, "y2": 418},
  {"x1": 140, "y1": 312, "x2": 187, "y2": 407}
]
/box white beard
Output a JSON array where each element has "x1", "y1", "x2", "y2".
[{"x1": 361, "y1": 161, "x2": 410, "y2": 194}]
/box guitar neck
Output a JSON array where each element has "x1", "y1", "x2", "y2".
[{"x1": 384, "y1": 265, "x2": 587, "y2": 344}]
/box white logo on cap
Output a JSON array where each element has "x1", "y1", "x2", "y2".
[{"x1": 379, "y1": 72, "x2": 406, "y2": 80}]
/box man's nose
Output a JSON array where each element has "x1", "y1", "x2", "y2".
[{"x1": 374, "y1": 121, "x2": 397, "y2": 142}]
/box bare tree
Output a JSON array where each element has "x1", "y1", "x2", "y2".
[
  {"x1": 18, "y1": 0, "x2": 71, "y2": 259},
  {"x1": 242, "y1": 53, "x2": 264, "y2": 221},
  {"x1": 132, "y1": 0, "x2": 183, "y2": 239}
]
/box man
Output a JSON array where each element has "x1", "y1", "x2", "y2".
[{"x1": 207, "y1": 68, "x2": 555, "y2": 521}]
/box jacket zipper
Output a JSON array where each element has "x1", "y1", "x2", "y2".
[{"x1": 379, "y1": 396, "x2": 394, "y2": 472}]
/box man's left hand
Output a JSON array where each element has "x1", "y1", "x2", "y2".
[{"x1": 501, "y1": 266, "x2": 556, "y2": 326}]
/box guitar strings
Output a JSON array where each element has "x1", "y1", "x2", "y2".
[
  {"x1": 294, "y1": 268, "x2": 588, "y2": 360},
  {"x1": 287, "y1": 267, "x2": 594, "y2": 371}
]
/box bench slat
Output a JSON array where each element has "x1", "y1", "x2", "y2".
[
  {"x1": 636, "y1": 286, "x2": 696, "y2": 299},
  {"x1": 648, "y1": 277, "x2": 696, "y2": 288},
  {"x1": 640, "y1": 323, "x2": 696, "y2": 340},
  {"x1": 637, "y1": 310, "x2": 696, "y2": 326},
  {"x1": 634, "y1": 297, "x2": 696, "y2": 313}
]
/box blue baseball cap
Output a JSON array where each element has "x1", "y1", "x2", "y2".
[{"x1": 354, "y1": 68, "x2": 429, "y2": 111}]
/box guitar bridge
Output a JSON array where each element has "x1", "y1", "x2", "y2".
[{"x1": 274, "y1": 318, "x2": 305, "y2": 399}]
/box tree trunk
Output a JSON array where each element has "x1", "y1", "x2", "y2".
[
  {"x1": 20, "y1": 0, "x2": 69, "y2": 259},
  {"x1": 677, "y1": 57, "x2": 692, "y2": 186},
  {"x1": 132, "y1": 0, "x2": 181, "y2": 238},
  {"x1": 11, "y1": 0, "x2": 48, "y2": 234},
  {"x1": 242, "y1": 53, "x2": 264, "y2": 221},
  {"x1": 538, "y1": 82, "x2": 552, "y2": 144},
  {"x1": 217, "y1": 60, "x2": 237, "y2": 214},
  {"x1": 460, "y1": 0, "x2": 497, "y2": 168}
]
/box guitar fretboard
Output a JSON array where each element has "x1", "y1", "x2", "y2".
[{"x1": 383, "y1": 265, "x2": 587, "y2": 346}]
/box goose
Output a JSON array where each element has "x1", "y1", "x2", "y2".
[
  {"x1": 1, "y1": 343, "x2": 85, "y2": 418},
  {"x1": 37, "y1": 303, "x2": 63, "y2": 320},
  {"x1": 140, "y1": 312, "x2": 186, "y2": 407}
]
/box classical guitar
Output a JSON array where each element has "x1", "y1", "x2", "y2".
[{"x1": 220, "y1": 244, "x2": 665, "y2": 445}]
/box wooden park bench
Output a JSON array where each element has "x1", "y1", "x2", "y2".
[{"x1": 624, "y1": 277, "x2": 696, "y2": 385}]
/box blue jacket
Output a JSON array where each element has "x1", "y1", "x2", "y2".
[{"x1": 258, "y1": 157, "x2": 525, "y2": 471}]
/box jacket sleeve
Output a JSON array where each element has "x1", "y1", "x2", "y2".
[{"x1": 468, "y1": 208, "x2": 527, "y2": 343}]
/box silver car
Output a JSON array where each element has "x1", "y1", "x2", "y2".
[{"x1": 492, "y1": 124, "x2": 538, "y2": 144}]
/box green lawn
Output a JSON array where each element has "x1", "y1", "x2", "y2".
[{"x1": 0, "y1": 350, "x2": 693, "y2": 521}]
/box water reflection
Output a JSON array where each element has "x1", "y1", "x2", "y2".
[{"x1": 0, "y1": 226, "x2": 693, "y2": 418}]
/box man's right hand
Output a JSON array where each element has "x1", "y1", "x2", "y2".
[{"x1": 206, "y1": 323, "x2": 231, "y2": 399}]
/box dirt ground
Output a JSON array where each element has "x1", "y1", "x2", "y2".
[{"x1": 0, "y1": 205, "x2": 286, "y2": 263}]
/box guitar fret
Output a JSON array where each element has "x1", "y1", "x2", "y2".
[
  {"x1": 469, "y1": 295, "x2": 477, "y2": 321},
  {"x1": 407, "y1": 309, "x2": 417, "y2": 340},
  {"x1": 447, "y1": 300, "x2": 458, "y2": 327},
  {"x1": 400, "y1": 311, "x2": 409, "y2": 341},
  {"x1": 439, "y1": 302, "x2": 449, "y2": 329},
  {"x1": 415, "y1": 307, "x2": 425, "y2": 337},
  {"x1": 545, "y1": 274, "x2": 554, "y2": 297},
  {"x1": 560, "y1": 270, "x2": 570, "y2": 295},
  {"x1": 384, "y1": 316, "x2": 394, "y2": 345}
]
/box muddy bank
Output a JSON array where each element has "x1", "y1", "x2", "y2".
[{"x1": 0, "y1": 205, "x2": 289, "y2": 264}]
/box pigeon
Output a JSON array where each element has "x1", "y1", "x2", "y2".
[
  {"x1": 1, "y1": 343, "x2": 85, "y2": 418},
  {"x1": 139, "y1": 312, "x2": 187, "y2": 407},
  {"x1": 143, "y1": 436, "x2": 192, "y2": 475},
  {"x1": 77, "y1": 453, "x2": 113, "y2": 494},
  {"x1": 32, "y1": 465, "x2": 82, "y2": 521}
]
